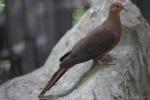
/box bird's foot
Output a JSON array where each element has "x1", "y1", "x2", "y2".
[
  {"x1": 94, "y1": 54, "x2": 115, "y2": 65},
  {"x1": 94, "y1": 60, "x2": 114, "y2": 65},
  {"x1": 102, "y1": 54, "x2": 114, "y2": 62}
]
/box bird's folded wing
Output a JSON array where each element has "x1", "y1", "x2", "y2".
[{"x1": 70, "y1": 29, "x2": 115, "y2": 62}]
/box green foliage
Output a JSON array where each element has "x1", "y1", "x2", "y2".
[
  {"x1": 72, "y1": 6, "x2": 86, "y2": 24},
  {"x1": 0, "y1": 60, "x2": 11, "y2": 81},
  {"x1": 0, "y1": 0, "x2": 4, "y2": 4},
  {"x1": 0, "y1": 0, "x2": 4, "y2": 12}
]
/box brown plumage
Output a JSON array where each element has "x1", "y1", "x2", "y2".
[{"x1": 38, "y1": 2, "x2": 127, "y2": 97}]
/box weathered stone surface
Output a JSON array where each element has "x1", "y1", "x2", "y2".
[{"x1": 0, "y1": 0, "x2": 150, "y2": 100}]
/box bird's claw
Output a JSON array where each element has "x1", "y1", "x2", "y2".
[{"x1": 94, "y1": 54, "x2": 116, "y2": 65}]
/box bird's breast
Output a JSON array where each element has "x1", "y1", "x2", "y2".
[
  {"x1": 106, "y1": 23, "x2": 121, "y2": 48},
  {"x1": 106, "y1": 28, "x2": 121, "y2": 51},
  {"x1": 113, "y1": 31, "x2": 121, "y2": 46}
]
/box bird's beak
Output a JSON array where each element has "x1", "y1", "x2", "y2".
[
  {"x1": 123, "y1": 8, "x2": 129, "y2": 12},
  {"x1": 122, "y1": 3, "x2": 128, "y2": 12},
  {"x1": 123, "y1": 6, "x2": 128, "y2": 12}
]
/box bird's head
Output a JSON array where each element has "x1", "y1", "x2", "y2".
[{"x1": 110, "y1": 2, "x2": 128, "y2": 13}]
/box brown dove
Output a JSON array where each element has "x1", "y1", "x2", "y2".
[{"x1": 39, "y1": 2, "x2": 127, "y2": 97}]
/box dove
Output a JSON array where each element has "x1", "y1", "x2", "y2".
[{"x1": 39, "y1": 2, "x2": 127, "y2": 97}]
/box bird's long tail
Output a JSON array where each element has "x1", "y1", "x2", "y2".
[{"x1": 38, "y1": 65, "x2": 70, "y2": 97}]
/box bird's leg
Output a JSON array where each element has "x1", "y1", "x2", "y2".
[{"x1": 94, "y1": 54, "x2": 115, "y2": 65}]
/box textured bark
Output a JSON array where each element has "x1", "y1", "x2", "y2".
[{"x1": 0, "y1": 0, "x2": 150, "y2": 100}]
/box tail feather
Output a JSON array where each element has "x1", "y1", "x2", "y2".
[
  {"x1": 38, "y1": 67, "x2": 69, "y2": 97},
  {"x1": 59, "y1": 51, "x2": 71, "y2": 62}
]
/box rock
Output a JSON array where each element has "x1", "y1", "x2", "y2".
[{"x1": 0, "y1": 0, "x2": 150, "y2": 100}]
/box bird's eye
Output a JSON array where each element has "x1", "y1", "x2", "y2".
[{"x1": 116, "y1": 5, "x2": 119, "y2": 8}]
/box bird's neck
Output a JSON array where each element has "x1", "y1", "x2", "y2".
[
  {"x1": 106, "y1": 12, "x2": 121, "y2": 34},
  {"x1": 108, "y1": 12, "x2": 120, "y2": 20}
]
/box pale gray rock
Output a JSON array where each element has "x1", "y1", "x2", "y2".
[{"x1": 0, "y1": 0, "x2": 150, "y2": 100}]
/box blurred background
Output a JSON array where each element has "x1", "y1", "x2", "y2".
[
  {"x1": 0, "y1": 0, "x2": 90, "y2": 84},
  {"x1": 0, "y1": 0, "x2": 149, "y2": 84}
]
